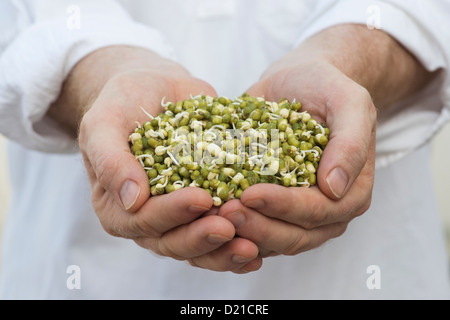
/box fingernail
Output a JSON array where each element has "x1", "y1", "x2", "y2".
[
  {"x1": 326, "y1": 168, "x2": 349, "y2": 199},
  {"x1": 207, "y1": 234, "x2": 231, "y2": 245},
  {"x1": 227, "y1": 211, "x2": 246, "y2": 229},
  {"x1": 201, "y1": 206, "x2": 219, "y2": 216},
  {"x1": 188, "y1": 205, "x2": 211, "y2": 215},
  {"x1": 120, "y1": 180, "x2": 140, "y2": 210},
  {"x1": 244, "y1": 199, "x2": 265, "y2": 209},
  {"x1": 232, "y1": 255, "x2": 252, "y2": 264}
]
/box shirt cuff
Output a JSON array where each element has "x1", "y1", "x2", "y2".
[
  {"x1": 0, "y1": 14, "x2": 176, "y2": 154},
  {"x1": 294, "y1": 0, "x2": 450, "y2": 168}
]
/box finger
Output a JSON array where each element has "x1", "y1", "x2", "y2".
[
  {"x1": 317, "y1": 82, "x2": 377, "y2": 200},
  {"x1": 188, "y1": 237, "x2": 262, "y2": 274},
  {"x1": 79, "y1": 104, "x2": 150, "y2": 213},
  {"x1": 241, "y1": 184, "x2": 331, "y2": 228},
  {"x1": 240, "y1": 169, "x2": 373, "y2": 229},
  {"x1": 134, "y1": 215, "x2": 236, "y2": 260},
  {"x1": 97, "y1": 187, "x2": 213, "y2": 239},
  {"x1": 219, "y1": 200, "x2": 348, "y2": 256},
  {"x1": 93, "y1": 183, "x2": 234, "y2": 260},
  {"x1": 246, "y1": 78, "x2": 268, "y2": 98},
  {"x1": 127, "y1": 187, "x2": 213, "y2": 237}
]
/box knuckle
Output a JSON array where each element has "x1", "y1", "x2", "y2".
[
  {"x1": 360, "y1": 87, "x2": 378, "y2": 123},
  {"x1": 249, "y1": 220, "x2": 273, "y2": 245},
  {"x1": 355, "y1": 196, "x2": 373, "y2": 218},
  {"x1": 187, "y1": 258, "x2": 202, "y2": 269},
  {"x1": 101, "y1": 223, "x2": 121, "y2": 238},
  {"x1": 302, "y1": 202, "x2": 329, "y2": 229},
  {"x1": 345, "y1": 186, "x2": 373, "y2": 220},
  {"x1": 343, "y1": 140, "x2": 363, "y2": 156},
  {"x1": 258, "y1": 248, "x2": 277, "y2": 258},
  {"x1": 301, "y1": 214, "x2": 324, "y2": 230},
  {"x1": 128, "y1": 215, "x2": 161, "y2": 239},
  {"x1": 77, "y1": 116, "x2": 89, "y2": 148},
  {"x1": 94, "y1": 153, "x2": 120, "y2": 190},
  {"x1": 367, "y1": 101, "x2": 378, "y2": 125},
  {"x1": 78, "y1": 109, "x2": 97, "y2": 150},
  {"x1": 283, "y1": 230, "x2": 309, "y2": 256},
  {"x1": 93, "y1": 197, "x2": 129, "y2": 239},
  {"x1": 334, "y1": 223, "x2": 348, "y2": 238},
  {"x1": 342, "y1": 141, "x2": 368, "y2": 173},
  {"x1": 99, "y1": 216, "x2": 127, "y2": 239},
  {"x1": 133, "y1": 237, "x2": 161, "y2": 254},
  {"x1": 155, "y1": 238, "x2": 185, "y2": 261}
]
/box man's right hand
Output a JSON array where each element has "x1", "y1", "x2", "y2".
[{"x1": 52, "y1": 46, "x2": 262, "y2": 273}]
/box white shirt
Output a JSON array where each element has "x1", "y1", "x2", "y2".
[{"x1": 0, "y1": 0, "x2": 449, "y2": 299}]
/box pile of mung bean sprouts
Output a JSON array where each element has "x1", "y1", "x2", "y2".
[{"x1": 129, "y1": 93, "x2": 330, "y2": 206}]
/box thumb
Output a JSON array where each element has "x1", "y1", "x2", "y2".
[
  {"x1": 79, "y1": 106, "x2": 150, "y2": 213},
  {"x1": 317, "y1": 86, "x2": 377, "y2": 200}
]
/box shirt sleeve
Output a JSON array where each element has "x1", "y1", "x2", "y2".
[
  {"x1": 0, "y1": 0, "x2": 176, "y2": 154},
  {"x1": 294, "y1": 0, "x2": 450, "y2": 168}
]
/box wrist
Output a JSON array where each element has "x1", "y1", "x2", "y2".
[
  {"x1": 261, "y1": 24, "x2": 435, "y2": 109},
  {"x1": 48, "y1": 46, "x2": 189, "y2": 138}
]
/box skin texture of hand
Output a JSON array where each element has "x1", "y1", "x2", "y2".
[
  {"x1": 218, "y1": 24, "x2": 436, "y2": 258},
  {"x1": 50, "y1": 46, "x2": 262, "y2": 273}
]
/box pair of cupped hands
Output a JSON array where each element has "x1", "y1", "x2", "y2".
[{"x1": 76, "y1": 45, "x2": 376, "y2": 274}]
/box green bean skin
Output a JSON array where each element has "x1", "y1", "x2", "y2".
[{"x1": 130, "y1": 94, "x2": 330, "y2": 206}]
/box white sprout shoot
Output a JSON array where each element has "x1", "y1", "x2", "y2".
[
  {"x1": 280, "y1": 165, "x2": 300, "y2": 179},
  {"x1": 316, "y1": 123, "x2": 326, "y2": 135},
  {"x1": 150, "y1": 175, "x2": 164, "y2": 185},
  {"x1": 260, "y1": 161, "x2": 266, "y2": 171},
  {"x1": 297, "y1": 180, "x2": 311, "y2": 187},
  {"x1": 140, "y1": 106, "x2": 155, "y2": 120},
  {"x1": 190, "y1": 120, "x2": 205, "y2": 130},
  {"x1": 228, "y1": 187, "x2": 235, "y2": 199},
  {"x1": 300, "y1": 149, "x2": 320, "y2": 159},
  {"x1": 240, "y1": 120, "x2": 252, "y2": 130},
  {"x1": 268, "y1": 113, "x2": 281, "y2": 120},
  {"x1": 154, "y1": 145, "x2": 170, "y2": 156},
  {"x1": 209, "y1": 125, "x2": 227, "y2": 132},
  {"x1": 279, "y1": 108, "x2": 290, "y2": 119},
  {"x1": 135, "y1": 154, "x2": 155, "y2": 164},
  {"x1": 267, "y1": 101, "x2": 279, "y2": 113},
  {"x1": 205, "y1": 96, "x2": 214, "y2": 105},
  {"x1": 248, "y1": 154, "x2": 263, "y2": 161},
  {"x1": 189, "y1": 179, "x2": 202, "y2": 187},
  {"x1": 173, "y1": 180, "x2": 185, "y2": 190},
  {"x1": 256, "y1": 121, "x2": 265, "y2": 129},
  {"x1": 251, "y1": 142, "x2": 268, "y2": 150},
  {"x1": 146, "y1": 130, "x2": 165, "y2": 139},
  {"x1": 174, "y1": 111, "x2": 189, "y2": 121},
  {"x1": 128, "y1": 132, "x2": 142, "y2": 144},
  {"x1": 166, "y1": 150, "x2": 180, "y2": 166},
  {"x1": 204, "y1": 131, "x2": 217, "y2": 142},
  {"x1": 156, "y1": 176, "x2": 169, "y2": 189},
  {"x1": 161, "y1": 167, "x2": 173, "y2": 176},
  {"x1": 190, "y1": 93, "x2": 203, "y2": 100},
  {"x1": 161, "y1": 97, "x2": 172, "y2": 109},
  {"x1": 212, "y1": 197, "x2": 222, "y2": 206}
]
